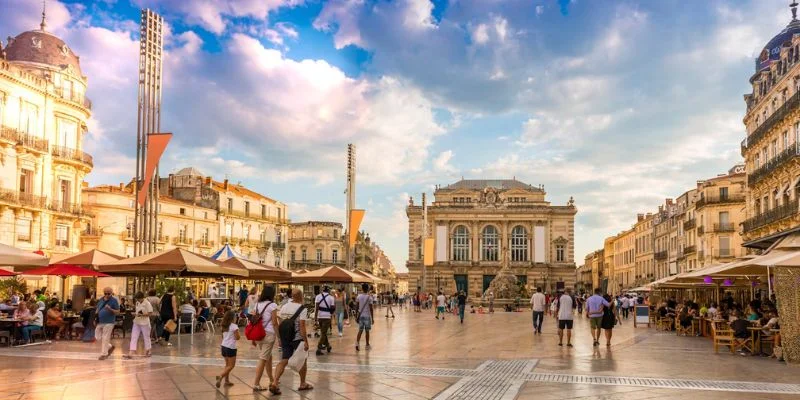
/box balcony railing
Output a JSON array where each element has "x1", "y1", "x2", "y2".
[
  {"x1": 683, "y1": 219, "x2": 696, "y2": 230},
  {"x1": 749, "y1": 145, "x2": 800, "y2": 186},
  {"x1": 744, "y1": 89, "x2": 800, "y2": 152},
  {"x1": 0, "y1": 125, "x2": 49, "y2": 153},
  {"x1": 290, "y1": 259, "x2": 345, "y2": 265},
  {"x1": 655, "y1": 251, "x2": 668, "y2": 260},
  {"x1": 51, "y1": 145, "x2": 93, "y2": 167},
  {"x1": 714, "y1": 249, "x2": 738, "y2": 258},
  {"x1": 241, "y1": 240, "x2": 270, "y2": 248},
  {"x1": 172, "y1": 237, "x2": 192, "y2": 245},
  {"x1": 272, "y1": 241, "x2": 286, "y2": 250},
  {"x1": 743, "y1": 199, "x2": 799, "y2": 232},
  {"x1": 712, "y1": 222, "x2": 735, "y2": 232},
  {"x1": 219, "y1": 209, "x2": 289, "y2": 224},
  {"x1": 695, "y1": 194, "x2": 745, "y2": 209},
  {"x1": 54, "y1": 87, "x2": 92, "y2": 110},
  {"x1": 220, "y1": 236, "x2": 241, "y2": 245},
  {"x1": 697, "y1": 225, "x2": 705, "y2": 235},
  {"x1": 49, "y1": 199, "x2": 85, "y2": 216},
  {"x1": 698, "y1": 250, "x2": 705, "y2": 259},
  {"x1": 683, "y1": 245, "x2": 696, "y2": 254}
]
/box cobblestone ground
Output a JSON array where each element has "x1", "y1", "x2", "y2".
[{"x1": 0, "y1": 306, "x2": 797, "y2": 399}]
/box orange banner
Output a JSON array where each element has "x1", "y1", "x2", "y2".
[
  {"x1": 137, "y1": 133, "x2": 172, "y2": 206},
  {"x1": 349, "y1": 209, "x2": 365, "y2": 248},
  {"x1": 424, "y1": 238, "x2": 435, "y2": 266}
]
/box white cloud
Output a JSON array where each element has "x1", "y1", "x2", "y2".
[
  {"x1": 535, "y1": 5, "x2": 544, "y2": 16},
  {"x1": 432, "y1": 150, "x2": 456, "y2": 173},
  {"x1": 472, "y1": 24, "x2": 489, "y2": 45}
]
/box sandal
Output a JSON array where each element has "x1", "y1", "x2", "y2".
[
  {"x1": 298, "y1": 383, "x2": 314, "y2": 391},
  {"x1": 224, "y1": 381, "x2": 234, "y2": 387},
  {"x1": 253, "y1": 385, "x2": 267, "y2": 392},
  {"x1": 268, "y1": 385, "x2": 281, "y2": 395},
  {"x1": 215, "y1": 376, "x2": 222, "y2": 388}
]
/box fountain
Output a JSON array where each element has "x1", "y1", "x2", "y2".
[{"x1": 481, "y1": 246, "x2": 525, "y2": 309}]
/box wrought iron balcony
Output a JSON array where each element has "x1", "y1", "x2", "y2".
[
  {"x1": 54, "y1": 87, "x2": 93, "y2": 110},
  {"x1": 0, "y1": 125, "x2": 49, "y2": 153},
  {"x1": 695, "y1": 193, "x2": 745, "y2": 209},
  {"x1": 683, "y1": 219, "x2": 696, "y2": 230},
  {"x1": 51, "y1": 145, "x2": 93, "y2": 168},
  {"x1": 712, "y1": 222, "x2": 736, "y2": 233},
  {"x1": 49, "y1": 200, "x2": 86, "y2": 216},
  {"x1": 743, "y1": 199, "x2": 799, "y2": 232},
  {"x1": 683, "y1": 245, "x2": 696, "y2": 254},
  {"x1": 272, "y1": 241, "x2": 286, "y2": 250},
  {"x1": 654, "y1": 250, "x2": 668, "y2": 260},
  {"x1": 744, "y1": 89, "x2": 800, "y2": 152},
  {"x1": 748, "y1": 145, "x2": 800, "y2": 186},
  {"x1": 218, "y1": 208, "x2": 289, "y2": 224},
  {"x1": 714, "y1": 249, "x2": 737, "y2": 258},
  {"x1": 697, "y1": 225, "x2": 704, "y2": 235}
]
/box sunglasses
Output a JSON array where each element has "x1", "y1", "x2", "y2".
[{"x1": 103, "y1": 293, "x2": 112, "y2": 296}]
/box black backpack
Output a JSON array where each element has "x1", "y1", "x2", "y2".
[{"x1": 278, "y1": 305, "x2": 305, "y2": 341}]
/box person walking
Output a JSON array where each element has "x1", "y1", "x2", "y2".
[
  {"x1": 145, "y1": 290, "x2": 161, "y2": 342},
  {"x1": 123, "y1": 292, "x2": 153, "y2": 359},
  {"x1": 385, "y1": 291, "x2": 395, "y2": 319},
  {"x1": 457, "y1": 291, "x2": 467, "y2": 324},
  {"x1": 216, "y1": 310, "x2": 239, "y2": 388},
  {"x1": 333, "y1": 289, "x2": 348, "y2": 337},
  {"x1": 585, "y1": 288, "x2": 611, "y2": 347},
  {"x1": 355, "y1": 283, "x2": 373, "y2": 351},
  {"x1": 272, "y1": 288, "x2": 312, "y2": 394},
  {"x1": 530, "y1": 287, "x2": 546, "y2": 334},
  {"x1": 435, "y1": 291, "x2": 446, "y2": 320},
  {"x1": 159, "y1": 286, "x2": 178, "y2": 346},
  {"x1": 96, "y1": 287, "x2": 120, "y2": 360},
  {"x1": 314, "y1": 285, "x2": 334, "y2": 356},
  {"x1": 238, "y1": 285, "x2": 249, "y2": 308},
  {"x1": 601, "y1": 294, "x2": 617, "y2": 347},
  {"x1": 488, "y1": 291, "x2": 495, "y2": 313},
  {"x1": 252, "y1": 286, "x2": 279, "y2": 393},
  {"x1": 556, "y1": 289, "x2": 575, "y2": 347},
  {"x1": 620, "y1": 295, "x2": 629, "y2": 320}
]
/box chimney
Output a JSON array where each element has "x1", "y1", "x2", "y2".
[
  {"x1": 666, "y1": 198, "x2": 673, "y2": 205},
  {"x1": 119, "y1": 183, "x2": 124, "y2": 191},
  {"x1": 223, "y1": 179, "x2": 229, "y2": 190},
  {"x1": 205, "y1": 176, "x2": 212, "y2": 188},
  {"x1": 637, "y1": 213, "x2": 644, "y2": 222}
]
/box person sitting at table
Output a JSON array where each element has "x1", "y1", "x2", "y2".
[
  {"x1": 79, "y1": 299, "x2": 97, "y2": 342},
  {"x1": 46, "y1": 301, "x2": 68, "y2": 339},
  {"x1": 706, "y1": 303, "x2": 718, "y2": 319},
  {"x1": 21, "y1": 301, "x2": 43, "y2": 343},
  {"x1": 729, "y1": 311, "x2": 751, "y2": 354},
  {"x1": 746, "y1": 305, "x2": 761, "y2": 321},
  {"x1": 14, "y1": 302, "x2": 30, "y2": 333},
  {"x1": 196, "y1": 300, "x2": 210, "y2": 331},
  {"x1": 0, "y1": 299, "x2": 14, "y2": 311},
  {"x1": 64, "y1": 298, "x2": 73, "y2": 312},
  {"x1": 180, "y1": 298, "x2": 196, "y2": 316},
  {"x1": 677, "y1": 306, "x2": 692, "y2": 335}
]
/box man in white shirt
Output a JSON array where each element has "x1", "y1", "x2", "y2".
[
  {"x1": 314, "y1": 286, "x2": 334, "y2": 356},
  {"x1": 530, "y1": 287, "x2": 546, "y2": 334},
  {"x1": 435, "y1": 291, "x2": 447, "y2": 320},
  {"x1": 556, "y1": 289, "x2": 575, "y2": 347},
  {"x1": 620, "y1": 296, "x2": 630, "y2": 320},
  {"x1": 355, "y1": 283, "x2": 374, "y2": 351}
]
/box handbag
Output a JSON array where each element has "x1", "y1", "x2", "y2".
[
  {"x1": 245, "y1": 303, "x2": 269, "y2": 341},
  {"x1": 287, "y1": 341, "x2": 308, "y2": 372},
  {"x1": 164, "y1": 319, "x2": 177, "y2": 334}
]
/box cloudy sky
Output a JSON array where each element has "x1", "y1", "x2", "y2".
[{"x1": 2, "y1": 0, "x2": 792, "y2": 271}]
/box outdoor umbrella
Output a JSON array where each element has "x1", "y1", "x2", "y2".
[
  {"x1": 98, "y1": 248, "x2": 248, "y2": 277},
  {"x1": 0, "y1": 269, "x2": 19, "y2": 277},
  {"x1": 353, "y1": 269, "x2": 389, "y2": 285},
  {"x1": 50, "y1": 249, "x2": 123, "y2": 269},
  {"x1": 22, "y1": 264, "x2": 110, "y2": 301},
  {"x1": 220, "y1": 257, "x2": 292, "y2": 281},
  {"x1": 292, "y1": 266, "x2": 372, "y2": 283},
  {"x1": 0, "y1": 243, "x2": 49, "y2": 270}
]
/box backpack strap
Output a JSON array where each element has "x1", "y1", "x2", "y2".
[{"x1": 289, "y1": 305, "x2": 305, "y2": 321}]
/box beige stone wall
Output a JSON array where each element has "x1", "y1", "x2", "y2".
[{"x1": 287, "y1": 221, "x2": 343, "y2": 270}]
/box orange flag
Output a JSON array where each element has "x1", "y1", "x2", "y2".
[
  {"x1": 137, "y1": 133, "x2": 172, "y2": 206},
  {"x1": 424, "y1": 238, "x2": 435, "y2": 266},
  {"x1": 349, "y1": 209, "x2": 365, "y2": 248}
]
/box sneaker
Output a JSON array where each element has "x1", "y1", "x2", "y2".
[
  {"x1": 316, "y1": 349, "x2": 324, "y2": 356},
  {"x1": 366, "y1": 344, "x2": 371, "y2": 350},
  {"x1": 567, "y1": 343, "x2": 573, "y2": 348},
  {"x1": 338, "y1": 333, "x2": 343, "y2": 337},
  {"x1": 355, "y1": 344, "x2": 360, "y2": 352},
  {"x1": 98, "y1": 355, "x2": 108, "y2": 360}
]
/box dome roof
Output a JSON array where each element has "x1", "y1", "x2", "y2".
[
  {"x1": 4, "y1": 29, "x2": 82, "y2": 77},
  {"x1": 175, "y1": 167, "x2": 205, "y2": 177},
  {"x1": 756, "y1": 12, "x2": 800, "y2": 73}
]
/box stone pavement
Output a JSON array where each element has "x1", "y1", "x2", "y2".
[{"x1": 0, "y1": 307, "x2": 797, "y2": 399}]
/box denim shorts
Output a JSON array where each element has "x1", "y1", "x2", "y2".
[
  {"x1": 358, "y1": 315, "x2": 372, "y2": 331},
  {"x1": 221, "y1": 346, "x2": 237, "y2": 358}
]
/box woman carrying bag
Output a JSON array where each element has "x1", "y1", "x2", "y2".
[
  {"x1": 159, "y1": 286, "x2": 178, "y2": 346},
  {"x1": 124, "y1": 292, "x2": 153, "y2": 358}
]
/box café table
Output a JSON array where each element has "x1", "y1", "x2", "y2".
[
  {"x1": 0, "y1": 318, "x2": 22, "y2": 346},
  {"x1": 747, "y1": 326, "x2": 763, "y2": 355}
]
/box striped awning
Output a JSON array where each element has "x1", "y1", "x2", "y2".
[{"x1": 210, "y1": 244, "x2": 241, "y2": 261}]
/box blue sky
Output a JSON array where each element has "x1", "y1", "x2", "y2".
[{"x1": 1, "y1": 0, "x2": 793, "y2": 271}]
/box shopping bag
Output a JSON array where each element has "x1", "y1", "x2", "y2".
[
  {"x1": 287, "y1": 342, "x2": 308, "y2": 372},
  {"x1": 164, "y1": 319, "x2": 177, "y2": 334}
]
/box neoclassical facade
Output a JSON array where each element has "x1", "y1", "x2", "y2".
[
  {"x1": 287, "y1": 221, "x2": 343, "y2": 271},
  {"x1": 0, "y1": 18, "x2": 92, "y2": 259},
  {"x1": 406, "y1": 179, "x2": 577, "y2": 297}
]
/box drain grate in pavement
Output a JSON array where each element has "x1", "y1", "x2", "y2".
[
  {"x1": 309, "y1": 362, "x2": 476, "y2": 377},
  {"x1": 526, "y1": 372, "x2": 800, "y2": 394}
]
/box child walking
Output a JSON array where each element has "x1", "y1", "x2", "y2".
[{"x1": 216, "y1": 310, "x2": 239, "y2": 389}]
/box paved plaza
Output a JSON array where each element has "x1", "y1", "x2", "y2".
[{"x1": 0, "y1": 308, "x2": 797, "y2": 400}]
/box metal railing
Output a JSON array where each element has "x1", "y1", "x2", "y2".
[
  {"x1": 654, "y1": 251, "x2": 668, "y2": 260},
  {"x1": 219, "y1": 209, "x2": 289, "y2": 224},
  {"x1": 743, "y1": 199, "x2": 799, "y2": 232},
  {"x1": 683, "y1": 245, "x2": 696, "y2": 254},
  {"x1": 683, "y1": 219, "x2": 696, "y2": 230},
  {"x1": 695, "y1": 193, "x2": 745, "y2": 209},
  {"x1": 272, "y1": 241, "x2": 286, "y2": 250},
  {"x1": 49, "y1": 199, "x2": 85, "y2": 216},
  {"x1": 172, "y1": 237, "x2": 192, "y2": 245},
  {"x1": 697, "y1": 225, "x2": 704, "y2": 235},
  {"x1": 0, "y1": 125, "x2": 49, "y2": 153},
  {"x1": 744, "y1": 89, "x2": 800, "y2": 152},
  {"x1": 54, "y1": 87, "x2": 92, "y2": 110},
  {"x1": 748, "y1": 144, "x2": 800, "y2": 186},
  {"x1": 51, "y1": 145, "x2": 93, "y2": 167},
  {"x1": 712, "y1": 222, "x2": 735, "y2": 232},
  {"x1": 714, "y1": 249, "x2": 737, "y2": 258}
]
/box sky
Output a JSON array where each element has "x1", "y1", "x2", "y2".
[{"x1": 1, "y1": 0, "x2": 793, "y2": 272}]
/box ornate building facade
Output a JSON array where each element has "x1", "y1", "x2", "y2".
[
  {"x1": 0, "y1": 18, "x2": 93, "y2": 258},
  {"x1": 693, "y1": 168, "x2": 747, "y2": 267},
  {"x1": 288, "y1": 221, "x2": 344, "y2": 271},
  {"x1": 741, "y1": 9, "x2": 800, "y2": 250},
  {"x1": 405, "y1": 179, "x2": 577, "y2": 297}
]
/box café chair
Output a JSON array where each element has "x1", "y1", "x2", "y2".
[
  {"x1": 178, "y1": 313, "x2": 195, "y2": 335},
  {"x1": 0, "y1": 331, "x2": 10, "y2": 347},
  {"x1": 711, "y1": 320, "x2": 735, "y2": 353}
]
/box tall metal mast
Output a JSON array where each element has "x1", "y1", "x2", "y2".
[
  {"x1": 345, "y1": 144, "x2": 356, "y2": 270},
  {"x1": 134, "y1": 9, "x2": 164, "y2": 256}
]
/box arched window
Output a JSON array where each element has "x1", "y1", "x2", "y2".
[
  {"x1": 510, "y1": 226, "x2": 528, "y2": 261},
  {"x1": 451, "y1": 225, "x2": 470, "y2": 261},
  {"x1": 481, "y1": 225, "x2": 498, "y2": 261}
]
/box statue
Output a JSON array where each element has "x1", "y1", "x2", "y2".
[{"x1": 483, "y1": 246, "x2": 522, "y2": 301}]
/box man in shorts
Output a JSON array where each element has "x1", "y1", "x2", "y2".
[
  {"x1": 557, "y1": 289, "x2": 575, "y2": 347},
  {"x1": 585, "y1": 288, "x2": 611, "y2": 346},
  {"x1": 355, "y1": 283, "x2": 373, "y2": 351},
  {"x1": 435, "y1": 291, "x2": 446, "y2": 320},
  {"x1": 273, "y1": 289, "x2": 312, "y2": 394}
]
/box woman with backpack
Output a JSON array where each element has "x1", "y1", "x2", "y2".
[
  {"x1": 251, "y1": 286, "x2": 279, "y2": 393},
  {"x1": 272, "y1": 288, "x2": 312, "y2": 395}
]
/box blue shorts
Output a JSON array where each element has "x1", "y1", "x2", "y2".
[
  {"x1": 358, "y1": 315, "x2": 372, "y2": 331},
  {"x1": 281, "y1": 339, "x2": 302, "y2": 360},
  {"x1": 221, "y1": 346, "x2": 237, "y2": 358}
]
